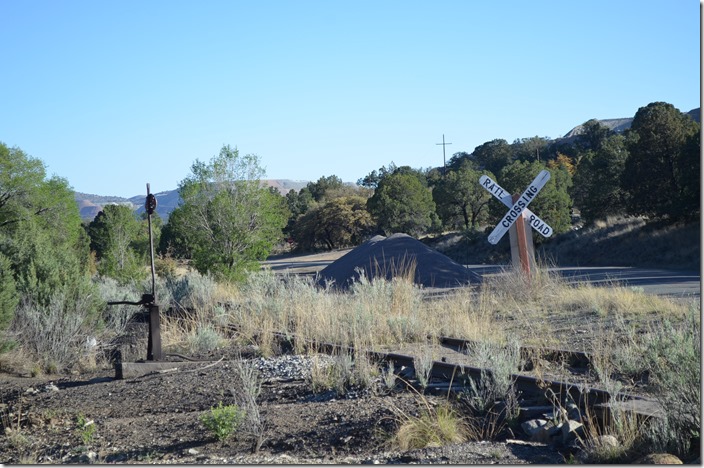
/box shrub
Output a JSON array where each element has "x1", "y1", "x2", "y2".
[
  {"x1": 642, "y1": 307, "x2": 701, "y2": 458},
  {"x1": 95, "y1": 277, "x2": 141, "y2": 336},
  {"x1": 188, "y1": 325, "x2": 222, "y2": 353},
  {"x1": 11, "y1": 289, "x2": 101, "y2": 372},
  {"x1": 154, "y1": 254, "x2": 178, "y2": 280},
  {"x1": 464, "y1": 341, "x2": 521, "y2": 415},
  {"x1": 0, "y1": 253, "x2": 18, "y2": 351},
  {"x1": 200, "y1": 402, "x2": 244, "y2": 441},
  {"x1": 167, "y1": 271, "x2": 219, "y2": 313}
]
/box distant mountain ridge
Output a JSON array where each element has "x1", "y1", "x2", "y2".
[{"x1": 75, "y1": 179, "x2": 309, "y2": 221}]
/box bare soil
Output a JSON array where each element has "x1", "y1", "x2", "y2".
[{"x1": 0, "y1": 346, "x2": 567, "y2": 465}]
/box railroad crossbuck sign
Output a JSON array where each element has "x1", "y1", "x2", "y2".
[{"x1": 480, "y1": 170, "x2": 552, "y2": 245}]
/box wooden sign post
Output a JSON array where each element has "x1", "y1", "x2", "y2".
[{"x1": 480, "y1": 171, "x2": 553, "y2": 277}]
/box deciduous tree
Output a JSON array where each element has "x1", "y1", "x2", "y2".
[
  {"x1": 164, "y1": 145, "x2": 288, "y2": 280},
  {"x1": 87, "y1": 205, "x2": 146, "y2": 283},
  {"x1": 0, "y1": 142, "x2": 97, "y2": 343}
]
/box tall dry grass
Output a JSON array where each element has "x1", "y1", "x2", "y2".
[{"x1": 224, "y1": 269, "x2": 508, "y2": 353}]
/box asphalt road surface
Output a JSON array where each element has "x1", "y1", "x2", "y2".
[
  {"x1": 262, "y1": 252, "x2": 700, "y2": 299},
  {"x1": 466, "y1": 265, "x2": 701, "y2": 299}
]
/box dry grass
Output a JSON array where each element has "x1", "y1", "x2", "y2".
[
  {"x1": 474, "y1": 265, "x2": 692, "y2": 351},
  {"x1": 391, "y1": 399, "x2": 469, "y2": 450},
  {"x1": 575, "y1": 402, "x2": 647, "y2": 463},
  {"x1": 154, "y1": 260, "x2": 694, "y2": 376},
  {"x1": 222, "y1": 269, "x2": 507, "y2": 353}
]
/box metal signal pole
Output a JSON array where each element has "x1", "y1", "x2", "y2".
[{"x1": 436, "y1": 134, "x2": 452, "y2": 177}]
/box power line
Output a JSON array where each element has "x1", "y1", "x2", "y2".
[{"x1": 436, "y1": 134, "x2": 452, "y2": 176}]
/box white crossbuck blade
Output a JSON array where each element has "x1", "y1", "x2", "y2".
[
  {"x1": 485, "y1": 170, "x2": 552, "y2": 245},
  {"x1": 479, "y1": 174, "x2": 553, "y2": 241}
]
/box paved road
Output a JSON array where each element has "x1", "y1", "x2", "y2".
[
  {"x1": 262, "y1": 252, "x2": 700, "y2": 299},
  {"x1": 466, "y1": 265, "x2": 701, "y2": 299}
]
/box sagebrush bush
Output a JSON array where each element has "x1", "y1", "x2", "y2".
[
  {"x1": 230, "y1": 357, "x2": 265, "y2": 452},
  {"x1": 641, "y1": 306, "x2": 701, "y2": 458},
  {"x1": 464, "y1": 340, "x2": 521, "y2": 414},
  {"x1": 168, "y1": 271, "x2": 220, "y2": 313},
  {"x1": 188, "y1": 325, "x2": 222, "y2": 353},
  {"x1": 95, "y1": 277, "x2": 140, "y2": 336},
  {"x1": 11, "y1": 290, "x2": 100, "y2": 372}
]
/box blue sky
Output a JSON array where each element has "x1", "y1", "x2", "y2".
[{"x1": 1, "y1": 0, "x2": 700, "y2": 197}]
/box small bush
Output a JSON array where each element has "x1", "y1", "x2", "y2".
[
  {"x1": 168, "y1": 271, "x2": 219, "y2": 313},
  {"x1": 200, "y1": 402, "x2": 244, "y2": 441},
  {"x1": 414, "y1": 346, "x2": 435, "y2": 389},
  {"x1": 464, "y1": 341, "x2": 521, "y2": 415},
  {"x1": 75, "y1": 413, "x2": 97, "y2": 445},
  {"x1": 310, "y1": 353, "x2": 353, "y2": 395},
  {"x1": 95, "y1": 277, "x2": 140, "y2": 336},
  {"x1": 154, "y1": 254, "x2": 178, "y2": 280},
  {"x1": 188, "y1": 325, "x2": 222, "y2": 353}
]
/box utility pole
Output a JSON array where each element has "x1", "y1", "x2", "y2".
[{"x1": 436, "y1": 134, "x2": 452, "y2": 177}]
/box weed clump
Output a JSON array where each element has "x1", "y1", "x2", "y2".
[
  {"x1": 200, "y1": 402, "x2": 244, "y2": 441},
  {"x1": 392, "y1": 401, "x2": 468, "y2": 450}
]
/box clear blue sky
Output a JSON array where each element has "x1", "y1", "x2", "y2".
[{"x1": 1, "y1": 0, "x2": 700, "y2": 197}]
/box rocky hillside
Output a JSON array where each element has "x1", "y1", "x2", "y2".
[{"x1": 560, "y1": 107, "x2": 700, "y2": 142}]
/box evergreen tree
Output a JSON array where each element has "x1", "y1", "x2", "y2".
[
  {"x1": 367, "y1": 171, "x2": 437, "y2": 237},
  {"x1": 622, "y1": 102, "x2": 700, "y2": 221},
  {"x1": 433, "y1": 161, "x2": 494, "y2": 230}
]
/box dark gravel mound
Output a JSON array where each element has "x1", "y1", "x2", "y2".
[{"x1": 317, "y1": 233, "x2": 481, "y2": 290}]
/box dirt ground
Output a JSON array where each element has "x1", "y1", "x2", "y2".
[{"x1": 0, "y1": 347, "x2": 567, "y2": 465}]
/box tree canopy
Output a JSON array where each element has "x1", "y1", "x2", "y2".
[
  {"x1": 291, "y1": 195, "x2": 374, "y2": 250},
  {"x1": 162, "y1": 145, "x2": 288, "y2": 280},
  {"x1": 572, "y1": 132, "x2": 629, "y2": 224},
  {"x1": 433, "y1": 161, "x2": 494, "y2": 231},
  {"x1": 0, "y1": 142, "x2": 96, "y2": 343},
  {"x1": 622, "y1": 102, "x2": 700, "y2": 221},
  {"x1": 86, "y1": 204, "x2": 147, "y2": 283},
  {"x1": 367, "y1": 171, "x2": 437, "y2": 237},
  {"x1": 471, "y1": 139, "x2": 514, "y2": 175},
  {"x1": 0, "y1": 143, "x2": 92, "y2": 303}
]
